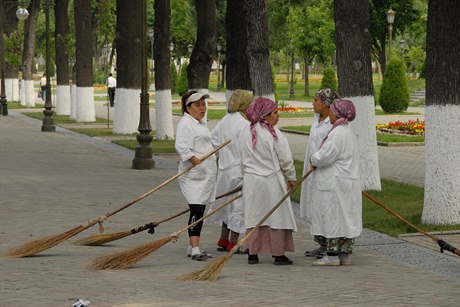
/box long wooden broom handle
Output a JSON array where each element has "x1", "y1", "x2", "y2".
[
  {"x1": 104, "y1": 139, "x2": 231, "y2": 219},
  {"x1": 231, "y1": 169, "x2": 315, "y2": 254},
  {"x1": 149, "y1": 186, "x2": 243, "y2": 228},
  {"x1": 170, "y1": 194, "x2": 242, "y2": 239},
  {"x1": 363, "y1": 191, "x2": 460, "y2": 257}
]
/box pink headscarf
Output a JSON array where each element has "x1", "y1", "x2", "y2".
[
  {"x1": 320, "y1": 99, "x2": 356, "y2": 148},
  {"x1": 246, "y1": 97, "x2": 278, "y2": 148}
]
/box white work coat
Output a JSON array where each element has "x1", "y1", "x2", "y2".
[
  {"x1": 300, "y1": 113, "x2": 331, "y2": 220},
  {"x1": 207, "y1": 112, "x2": 248, "y2": 233},
  {"x1": 310, "y1": 124, "x2": 362, "y2": 238},
  {"x1": 175, "y1": 113, "x2": 217, "y2": 205},
  {"x1": 240, "y1": 123, "x2": 297, "y2": 231}
]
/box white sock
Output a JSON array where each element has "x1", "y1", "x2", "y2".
[{"x1": 191, "y1": 246, "x2": 201, "y2": 256}]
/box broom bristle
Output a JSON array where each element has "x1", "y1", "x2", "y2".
[
  {"x1": 73, "y1": 230, "x2": 132, "y2": 246},
  {"x1": 3, "y1": 225, "x2": 86, "y2": 258},
  {"x1": 89, "y1": 236, "x2": 172, "y2": 270},
  {"x1": 178, "y1": 254, "x2": 232, "y2": 281}
]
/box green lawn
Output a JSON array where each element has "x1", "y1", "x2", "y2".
[{"x1": 23, "y1": 112, "x2": 110, "y2": 124}]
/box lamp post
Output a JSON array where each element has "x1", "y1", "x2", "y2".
[
  {"x1": 0, "y1": 2, "x2": 29, "y2": 116},
  {"x1": 386, "y1": 7, "x2": 396, "y2": 63},
  {"x1": 41, "y1": 0, "x2": 55, "y2": 132},
  {"x1": 132, "y1": 0, "x2": 154, "y2": 169},
  {"x1": 216, "y1": 42, "x2": 222, "y2": 92},
  {"x1": 399, "y1": 39, "x2": 406, "y2": 57}
]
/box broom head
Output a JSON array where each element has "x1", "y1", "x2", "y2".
[
  {"x1": 3, "y1": 225, "x2": 87, "y2": 258},
  {"x1": 178, "y1": 253, "x2": 232, "y2": 281},
  {"x1": 89, "y1": 236, "x2": 172, "y2": 270},
  {"x1": 73, "y1": 230, "x2": 132, "y2": 246}
]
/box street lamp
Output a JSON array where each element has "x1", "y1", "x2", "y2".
[
  {"x1": 216, "y1": 42, "x2": 222, "y2": 92},
  {"x1": 133, "y1": 0, "x2": 154, "y2": 169},
  {"x1": 386, "y1": 7, "x2": 396, "y2": 63},
  {"x1": 41, "y1": 0, "x2": 55, "y2": 131},
  {"x1": 0, "y1": 2, "x2": 29, "y2": 116},
  {"x1": 399, "y1": 39, "x2": 406, "y2": 57}
]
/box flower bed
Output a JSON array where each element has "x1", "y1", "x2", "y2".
[
  {"x1": 278, "y1": 105, "x2": 314, "y2": 115},
  {"x1": 376, "y1": 119, "x2": 425, "y2": 135}
]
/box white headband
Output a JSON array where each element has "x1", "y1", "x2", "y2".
[{"x1": 186, "y1": 93, "x2": 209, "y2": 106}]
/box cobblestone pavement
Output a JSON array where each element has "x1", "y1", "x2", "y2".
[{"x1": 1, "y1": 103, "x2": 459, "y2": 306}]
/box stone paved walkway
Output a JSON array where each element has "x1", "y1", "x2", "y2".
[{"x1": 1, "y1": 98, "x2": 459, "y2": 306}]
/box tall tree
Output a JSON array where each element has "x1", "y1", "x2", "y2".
[
  {"x1": 422, "y1": 0, "x2": 460, "y2": 225},
  {"x1": 334, "y1": 0, "x2": 381, "y2": 190},
  {"x1": 154, "y1": 0, "x2": 174, "y2": 139},
  {"x1": 54, "y1": 0, "x2": 70, "y2": 115},
  {"x1": 74, "y1": 0, "x2": 95, "y2": 122},
  {"x1": 113, "y1": 0, "x2": 142, "y2": 133},
  {"x1": 244, "y1": 0, "x2": 273, "y2": 98},
  {"x1": 225, "y1": 0, "x2": 252, "y2": 102},
  {"x1": 21, "y1": 0, "x2": 40, "y2": 107},
  {"x1": 3, "y1": 1, "x2": 19, "y2": 102},
  {"x1": 187, "y1": 0, "x2": 216, "y2": 93}
]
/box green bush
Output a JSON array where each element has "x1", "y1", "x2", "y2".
[
  {"x1": 320, "y1": 66, "x2": 337, "y2": 91},
  {"x1": 379, "y1": 57, "x2": 410, "y2": 113},
  {"x1": 170, "y1": 63, "x2": 178, "y2": 94},
  {"x1": 177, "y1": 63, "x2": 189, "y2": 96}
]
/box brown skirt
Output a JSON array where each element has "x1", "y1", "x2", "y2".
[{"x1": 246, "y1": 226, "x2": 295, "y2": 256}]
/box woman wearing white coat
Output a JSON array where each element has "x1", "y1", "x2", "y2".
[
  {"x1": 175, "y1": 91, "x2": 217, "y2": 261},
  {"x1": 300, "y1": 88, "x2": 339, "y2": 258},
  {"x1": 209, "y1": 90, "x2": 254, "y2": 252},
  {"x1": 309, "y1": 99, "x2": 362, "y2": 266},
  {"x1": 240, "y1": 97, "x2": 297, "y2": 265}
]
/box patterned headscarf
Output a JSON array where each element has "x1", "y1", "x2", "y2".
[
  {"x1": 320, "y1": 99, "x2": 356, "y2": 148},
  {"x1": 246, "y1": 97, "x2": 278, "y2": 148},
  {"x1": 316, "y1": 88, "x2": 340, "y2": 106},
  {"x1": 227, "y1": 89, "x2": 254, "y2": 119}
]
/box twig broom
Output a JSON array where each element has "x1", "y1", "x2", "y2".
[
  {"x1": 73, "y1": 186, "x2": 242, "y2": 246},
  {"x1": 179, "y1": 168, "x2": 315, "y2": 281},
  {"x1": 363, "y1": 191, "x2": 460, "y2": 257},
  {"x1": 89, "y1": 193, "x2": 242, "y2": 270},
  {"x1": 3, "y1": 140, "x2": 231, "y2": 258}
]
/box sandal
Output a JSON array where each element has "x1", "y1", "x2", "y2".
[{"x1": 217, "y1": 239, "x2": 229, "y2": 251}]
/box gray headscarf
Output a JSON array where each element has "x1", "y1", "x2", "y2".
[{"x1": 316, "y1": 88, "x2": 340, "y2": 106}]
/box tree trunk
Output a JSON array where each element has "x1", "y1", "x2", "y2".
[
  {"x1": 225, "y1": 0, "x2": 252, "y2": 103},
  {"x1": 422, "y1": 0, "x2": 460, "y2": 225},
  {"x1": 4, "y1": 1, "x2": 19, "y2": 102},
  {"x1": 334, "y1": 0, "x2": 381, "y2": 191},
  {"x1": 74, "y1": 0, "x2": 95, "y2": 122},
  {"x1": 54, "y1": 0, "x2": 71, "y2": 115},
  {"x1": 304, "y1": 58, "x2": 309, "y2": 96},
  {"x1": 153, "y1": 0, "x2": 174, "y2": 139},
  {"x1": 243, "y1": 0, "x2": 273, "y2": 98},
  {"x1": 113, "y1": 0, "x2": 143, "y2": 134},
  {"x1": 21, "y1": 0, "x2": 40, "y2": 107},
  {"x1": 187, "y1": 0, "x2": 216, "y2": 92}
]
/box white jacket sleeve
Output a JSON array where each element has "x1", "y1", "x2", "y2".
[{"x1": 275, "y1": 133, "x2": 296, "y2": 181}]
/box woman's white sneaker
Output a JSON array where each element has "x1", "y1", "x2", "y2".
[{"x1": 312, "y1": 255, "x2": 340, "y2": 266}]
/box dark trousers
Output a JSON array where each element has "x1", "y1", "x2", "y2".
[
  {"x1": 188, "y1": 204, "x2": 206, "y2": 237},
  {"x1": 108, "y1": 87, "x2": 115, "y2": 107}
]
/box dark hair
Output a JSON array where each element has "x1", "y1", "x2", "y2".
[
  {"x1": 181, "y1": 90, "x2": 198, "y2": 114},
  {"x1": 109, "y1": 73, "x2": 113, "y2": 77}
]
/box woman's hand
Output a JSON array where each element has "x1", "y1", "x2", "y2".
[
  {"x1": 287, "y1": 180, "x2": 296, "y2": 190},
  {"x1": 189, "y1": 156, "x2": 202, "y2": 166}
]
